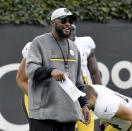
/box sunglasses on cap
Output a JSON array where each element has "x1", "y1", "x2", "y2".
[{"x1": 58, "y1": 17, "x2": 73, "y2": 24}]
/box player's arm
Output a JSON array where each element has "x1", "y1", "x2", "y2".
[
  {"x1": 87, "y1": 49, "x2": 102, "y2": 84},
  {"x1": 116, "y1": 104, "x2": 132, "y2": 123},
  {"x1": 16, "y1": 58, "x2": 28, "y2": 95}
]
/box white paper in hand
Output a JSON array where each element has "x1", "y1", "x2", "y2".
[{"x1": 59, "y1": 75, "x2": 86, "y2": 102}]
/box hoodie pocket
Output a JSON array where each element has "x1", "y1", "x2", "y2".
[{"x1": 40, "y1": 83, "x2": 49, "y2": 108}]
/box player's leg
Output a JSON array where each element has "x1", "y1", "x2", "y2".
[
  {"x1": 129, "y1": 127, "x2": 132, "y2": 131},
  {"x1": 22, "y1": 94, "x2": 29, "y2": 123},
  {"x1": 76, "y1": 110, "x2": 94, "y2": 131},
  {"x1": 104, "y1": 125, "x2": 118, "y2": 131}
]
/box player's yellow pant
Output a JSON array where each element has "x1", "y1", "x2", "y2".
[
  {"x1": 24, "y1": 94, "x2": 29, "y2": 115},
  {"x1": 105, "y1": 125, "x2": 132, "y2": 131},
  {"x1": 22, "y1": 94, "x2": 29, "y2": 122},
  {"x1": 105, "y1": 125, "x2": 118, "y2": 131},
  {"x1": 130, "y1": 127, "x2": 132, "y2": 131},
  {"x1": 77, "y1": 110, "x2": 94, "y2": 131}
]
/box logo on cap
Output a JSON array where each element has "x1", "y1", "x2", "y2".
[{"x1": 64, "y1": 8, "x2": 70, "y2": 13}]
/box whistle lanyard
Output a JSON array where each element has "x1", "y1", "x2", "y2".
[{"x1": 52, "y1": 33, "x2": 70, "y2": 72}]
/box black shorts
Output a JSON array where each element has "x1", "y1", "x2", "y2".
[{"x1": 29, "y1": 119, "x2": 76, "y2": 131}]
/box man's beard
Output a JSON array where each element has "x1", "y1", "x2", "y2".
[{"x1": 55, "y1": 24, "x2": 71, "y2": 38}]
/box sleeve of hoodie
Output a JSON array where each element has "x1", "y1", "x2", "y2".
[
  {"x1": 25, "y1": 38, "x2": 54, "y2": 80},
  {"x1": 76, "y1": 50, "x2": 88, "y2": 108}
]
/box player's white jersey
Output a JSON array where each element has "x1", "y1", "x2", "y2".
[
  {"x1": 93, "y1": 85, "x2": 132, "y2": 131},
  {"x1": 74, "y1": 36, "x2": 96, "y2": 78},
  {"x1": 22, "y1": 42, "x2": 32, "y2": 58}
]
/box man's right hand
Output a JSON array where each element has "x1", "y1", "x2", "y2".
[
  {"x1": 82, "y1": 105, "x2": 91, "y2": 125},
  {"x1": 51, "y1": 69, "x2": 66, "y2": 81}
]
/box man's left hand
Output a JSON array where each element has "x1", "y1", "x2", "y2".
[{"x1": 82, "y1": 105, "x2": 91, "y2": 125}]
